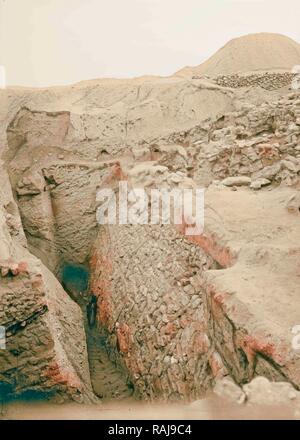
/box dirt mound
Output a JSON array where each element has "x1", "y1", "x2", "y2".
[{"x1": 178, "y1": 33, "x2": 300, "y2": 77}]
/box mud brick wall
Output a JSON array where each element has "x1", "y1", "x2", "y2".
[
  {"x1": 90, "y1": 223, "x2": 226, "y2": 401},
  {"x1": 213, "y1": 73, "x2": 296, "y2": 90}
]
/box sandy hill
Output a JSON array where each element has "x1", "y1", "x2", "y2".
[{"x1": 177, "y1": 33, "x2": 300, "y2": 77}]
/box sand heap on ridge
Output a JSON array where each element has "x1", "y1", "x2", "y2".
[{"x1": 177, "y1": 33, "x2": 300, "y2": 77}]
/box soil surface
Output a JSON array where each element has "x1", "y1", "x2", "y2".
[
  {"x1": 86, "y1": 324, "x2": 133, "y2": 401},
  {"x1": 0, "y1": 398, "x2": 296, "y2": 420}
]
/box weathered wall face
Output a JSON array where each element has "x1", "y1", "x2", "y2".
[
  {"x1": 85, "y1": 163, "x2": 230, "y2": 401},
  {"x1": 200, "y1": 185, "x2": 300, "y2": 389},
  {"x1": 90, "y1": 223, "x2": 221, "y2": 401},
  {"x1": 15, "y1": 161, "x2": 106, "y2": 272},
  {"x1": 0, "y1": 168, "x2": 94, "y2": 402},
  {"x1": 6, "y1": 108, "x2": 71, "y2": 163},
  {"x1": 0, "y1": 258, "x2": 93, "y2": 401},
  {"x1": 1, "y1": 78, "x2": 238, "y2": 164},
  {"x1": 203, "y1": 286, "x2": 289, "y2": 385},
  {"x1": 6, "y1": 108, "x2": 117, "y2": 273},
  {"x1": 88, "y1": 184, "x2": 300, "y2": 401}
]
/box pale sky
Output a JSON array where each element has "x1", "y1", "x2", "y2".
[{"x1": 0, "y1": 0, "x2": 300, "y2": 87}]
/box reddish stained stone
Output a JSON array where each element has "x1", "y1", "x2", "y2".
[
  {"x1": 191, "y1": 320, "x2": 204, "y2": 332},
  {"x1": 240, "y1": 334, "x2": 281, "y2": 363},
  {"x1": 257, "y1": 143, "x2": 279, "y2": 158},
  {"x1": 101, "y1": 162, "x2": 128, "y2": 187},
  {"x1": 209, "y1": 351, "x2": 226, "y2": 378},
  {"x1": 91, "y1": 277, "x2": 112, "y2": 328},
  {"x1": 90, "y1": 242, "x2": 114, "y2": 330},
  {"x1": 189, "y1": 234, "x2": 233, "y2": 267},
  {"x1": 193, "y1": 333, "x2": 210, "y2": 354},
  {"x1": 206, "y1": 284, "x2": 228, "y2": 308},
  {"x1": 213, "y1": 292, "x2": 227, "y2": 304},
  {"x1": 9, "y1": 263, "x2": 19, "y2": 276},
  {"x1": 164, "y1": 322, "x2": 176, "y2": 336},
  {"x1": 176, "y1": 380, "x2": 189, "y2": 397},
  {"x1": 89, "y1": 253, "x2": 98, "y2": 270},
  {"x1": 17, "y1": 261, "x2": 29, "y2": 275},
  {"x1": 112, "y1": 162, "x2": 127, "y2": 180},
  {"x1": 176, "y1": 223, "x2": 234, "y2": 268},
  {"x1": 125, "y1": 357, "x2": 141, "y2": 376},
  {"x1": 44, "y1": 361, "x2": 82, "y2": 390},
  {"x1": 180, "y1": 316, "x2": 192, "y2": 328},
  {"x1": 117, "y1": 323, "x2": 132, "y2": 353}
]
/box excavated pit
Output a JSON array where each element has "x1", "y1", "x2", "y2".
[
  {"x1": 60, "y1": 262, "x2": 134, "y2": 401},
  {"x1": 1, "y1": 77, "x2": 300, "y2": 407}
]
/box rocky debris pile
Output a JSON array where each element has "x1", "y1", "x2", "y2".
[
  {"x1": 214, "y1": 376, "x2": 300, "y2": 418},
  {"x1": 216, "y1": 175, "x2": 270, "y2": 190},
  {"x1": 185, "y1": 93, "x2": 300, "y2": 186},
  {"x1": 131, "y1": 143, "x2": 189, "y2": 175},
  {"x1": 142, "y1": 92, "x2": 300, "y2": 188},
  {"x1": 213, "y1": 72, "x2": 296, "y2": 90},
  {"x1": 126, "y1": 160, "x2": 194, "y2": 190},
  {"x1": 86, "y1": 162, "x2": 299, "y2": 403}
]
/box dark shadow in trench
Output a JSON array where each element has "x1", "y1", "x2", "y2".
[
  {"x1": 60, "y1": 262, "x2": 134, "y2": 401},
  {"x1": 61, "y1": 263, "x2": 90, "y2": 306}
]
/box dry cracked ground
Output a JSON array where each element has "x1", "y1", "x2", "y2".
[{"x1": 1, "y1": 32, "x2": 300, "y2": 419}]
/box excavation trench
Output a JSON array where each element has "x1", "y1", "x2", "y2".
[
  {"x1": 3, "y1": 111, "x2": 139, "y2": 402},
  {"x1": 60, "y1": 263, "x2": 134, "y2": 401},
  {"x1": 5, "y1": 108, "x2": 290, "y2": 402}
]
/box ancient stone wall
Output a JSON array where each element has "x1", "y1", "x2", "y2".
[
  {"x1": 212, "y1": 72, "x2": 296, "y2": 90},
  {"x1": 90, "y1": 222, "x2": 221, "y2": 401}
]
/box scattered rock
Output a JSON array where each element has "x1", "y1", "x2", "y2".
[
  {"x1": 221, "y1": 176, "x2": 251, "y2": 187},
  {"x1": 250, "y1": 178, "x2": 271, "y2": 190},
  {"x1": 243, "y1": 376, "x2": 300, "y2": 407},
  {"x1": 214, "y1": 377, "x2": 246, "y2": 404},
  {"x1": 285, "y1": 192, "x2": 300, "y2": 213}
]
